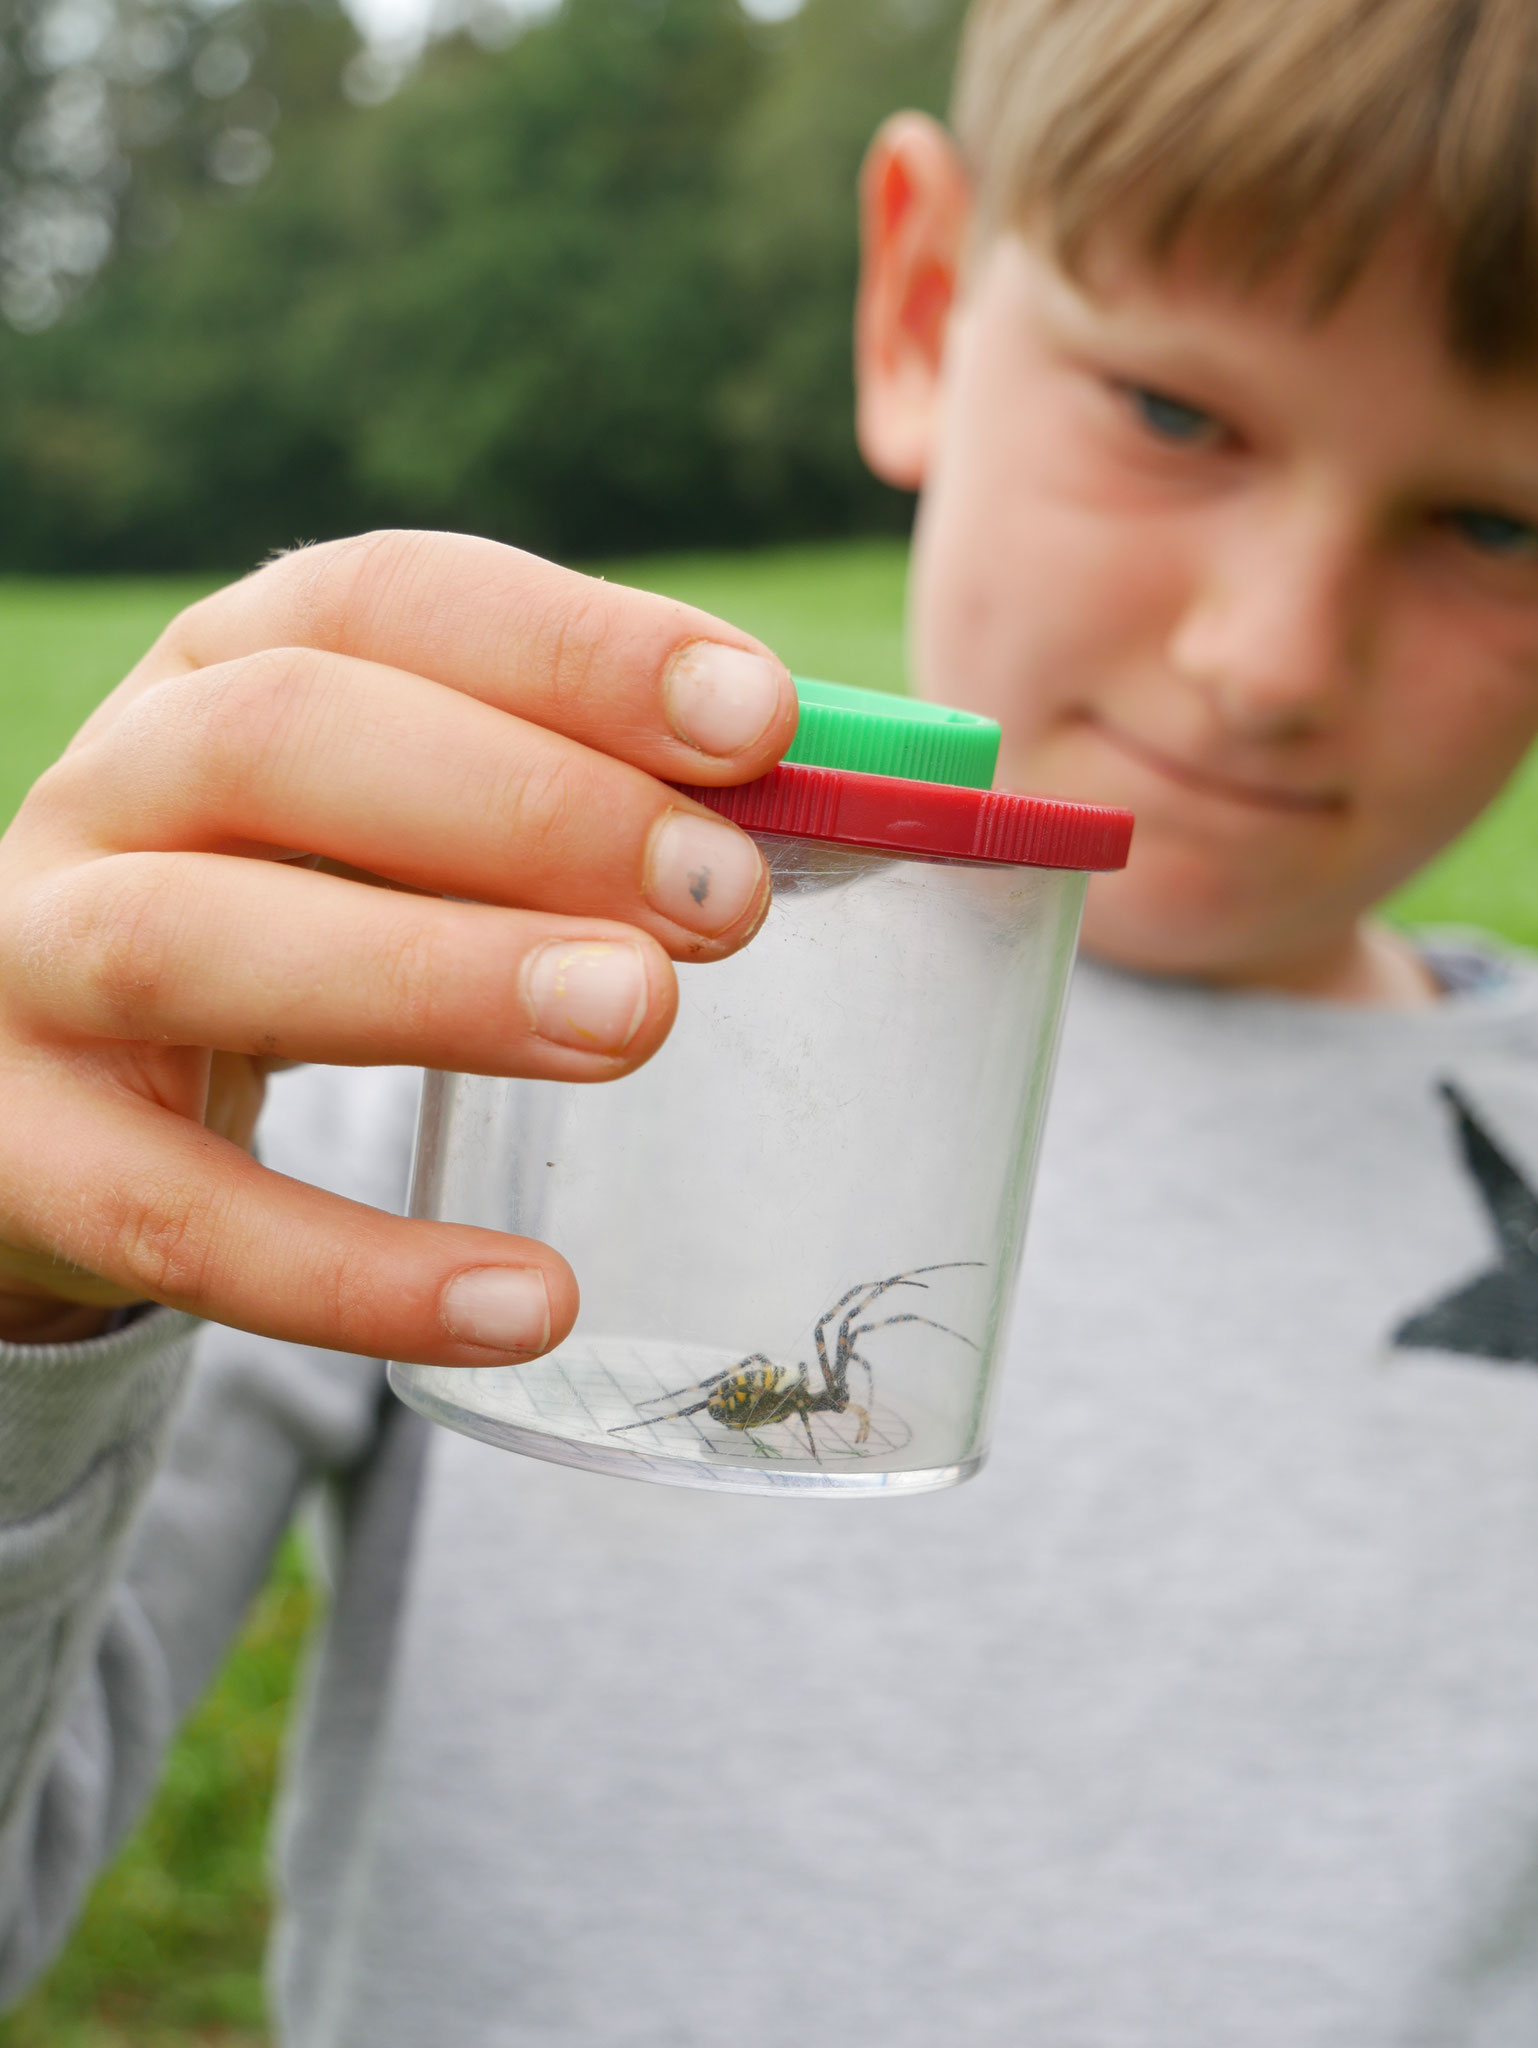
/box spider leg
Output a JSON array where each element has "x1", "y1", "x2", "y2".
[
  {"x1": 812, "y1": 1272, "x2": 928, "y2": 1397},
  {"x1": 821, "y1": 1263, "x2": 986, "y2": 1402},
  {"x1": 812, "y1": 1287, "x2": 894, "y2": 1404},
  {"x1": 608, "y1": 1354, "x2": 778, "y2": 1435},
  {"x1": 822, "y1": 1311, "x2": 978, "y2": 1445},
  {"x1": 818, "y1": 1276, "x2": 921, "y2": 1406},
  {"x1": 632, "y1": 1354, "x2": 777, "y2": 1409},
  {"x1": 813, "y1": 1320, "x2": 834, "y2": 1406},
  {"x1": 806, "y1": 1352, "x2": 873, "y2": 1446},
  {"x1": 608, "y1": 1395, "x2": 718, "y2": 1434},
  {"x1": 830, "y1": 1263, "x2": 986, "y2": 1334},
  {"x1": 849, "y1": 1311, "x2": 979, "y2": 1351},
  {"x1": 797, "y1": 1405, "x2": 823, "y2": 1461},
  {"x1": 842, "y1": 1374, "x2": 872, "y2": 1444},
  {"x1": 817, "y1": 1262, "x2": 983, "y2": 1336},
  {"x1": 848, "y1": 1347, "x2": 877, "y2": 1429}
]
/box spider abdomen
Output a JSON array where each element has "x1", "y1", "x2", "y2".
[{"x1": 707, "y1": 1365, "x2": 799, "y2": 1431}]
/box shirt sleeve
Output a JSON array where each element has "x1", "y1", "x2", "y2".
[{"x1": 0, "y1": 1062, "x2": 420, "y2": 2006}]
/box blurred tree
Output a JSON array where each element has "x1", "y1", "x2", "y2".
[
  {"x1": 0, "y1": 0, "x2": 356, "y2": 329},
  {"x1": 719, "y1": 0, "x2": 966, "y2": 535},
  {"x1": 0, "y1": 0, "x2": 968, "y2": 569}
]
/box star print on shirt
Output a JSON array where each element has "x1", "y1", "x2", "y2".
[{"x1": 1395, "y1": 1081, "x2": 1538, "y2": 1365}]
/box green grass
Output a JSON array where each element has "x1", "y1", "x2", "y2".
[
  {"x1": 604, "y1": 537, "x2": 912, "y2": 698},
  {"x1": 2, "y1": 536, "x2": 1537, "y2": 2045},
  {"x1": 0, "y1": 577, "x2": 220, "y2": 828},
  {"x1": 1388, "y1": 750, "x2": 1538, "y2": 948}
]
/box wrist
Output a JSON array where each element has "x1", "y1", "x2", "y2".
[
  {"x1": 0, "y1": 1297, "x2": 119, "y2": 1345},
  {"x1": 0, "y1": 1246, "x2": 152, "y2": 1346}
]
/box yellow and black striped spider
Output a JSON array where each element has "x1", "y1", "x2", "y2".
[{"x1": 610, "y1": 1263, "x2": 982, "y2": 1460}]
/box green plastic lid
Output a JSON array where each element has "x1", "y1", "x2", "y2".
[{"x1": 782, "y1": 677, "x2": 1000, "y2": 789}]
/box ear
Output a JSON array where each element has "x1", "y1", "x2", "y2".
[{"x1": 855, "y1": 112, "x2": 974, "y2": 492}]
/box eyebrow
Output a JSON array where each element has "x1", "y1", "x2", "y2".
[
  {"x1": 1031, "y1": 257, "x2": 1286, "y2": 403},
  {"x1": 1033, "y1": 257, "x2": 1538, "y2": 503}
]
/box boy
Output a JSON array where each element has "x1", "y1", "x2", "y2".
[{"x1": 6, "y1": 0, "x2": 1538, "y2": 2037}]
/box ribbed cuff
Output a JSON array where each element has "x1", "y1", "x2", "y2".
[{"x1": 0, "y1": 1307, "x2": 201, "y2": 1523}]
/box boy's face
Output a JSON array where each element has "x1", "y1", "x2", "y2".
[{"x1": 856, "y1": 121, "x2": 1538, "y2": 994}]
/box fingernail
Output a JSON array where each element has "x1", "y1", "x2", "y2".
[
  {"x1": 647, "y1": 811, "x2": 767, "y2": 937},
  {"x1": 441, "y1": 1267, "x2": 551, "y2": 1356},
  {"x1": 525, "y1": 941, "x2": 649, "y2": 1054},
  {"x1": 663, "y1": 642, "x2": 786, "y2": 757}
]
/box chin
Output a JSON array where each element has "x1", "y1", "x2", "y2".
[{"x1": 1076, "y1": 860, "x2": 1299, "y2": 984}]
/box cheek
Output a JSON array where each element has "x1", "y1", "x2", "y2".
[
  {"x1": 909, "y1": 392, "x2": 1192, "y2": 755},
  {"x1": 1367, "y1": 606, "x2": 1538, "y2": 853}
]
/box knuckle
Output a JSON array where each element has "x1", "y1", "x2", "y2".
[
  {"x1": 151, "y1": 582, "x2": 237, "y2": 673},
  {"x1": 540, "y1": 583, "x2": 614, "y2": 711},
  {"x1": 493, "y1": 750, "x2": 586, "y2": 872},
  {"x1": 50, "y1": 858, "x2": 179, "y2": 1037},
  {"x1": 172, "y1": 645, "x2": 331, "y2": 794},
  {"x1": 543, "y1": 579, "x2": 712, "y2": 759},
  {"x1": 164, "y1": 529, "x2": 432, "y2": 672},
  {"x1": 3, "y1": 869, "x2": 88, "y2": 1017},
  {"x1": 373, "y1": 915, "x2": 447, "y2": 1039},
  {"x1": 103, "y1": 1169, "x2": 226, "y2": 1306},
  {"x1": 11, "y1": 749, "x2": 83, "y2": 827},
  {"x1": 217, "y1": 642, "x2": 327, "y2": 735},
  {"x1": 491, "y1": 562, "x2": 613, "y2": 714},
  {"x1": 8, "y1": 750, "x2": 93, "y2": 840},
  {"x1": 170, "y1": 569, "x2": 248, "y2": 642},
  {"x1": 321, "y1": 1240, "x2": 388, "y2": 1333},
  {"x1": 284, "y1": 528, "x2": 433, "y2": 647}
]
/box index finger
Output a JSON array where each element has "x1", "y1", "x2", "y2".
[{"x1": 95, "y1": 530, "x2": 800, "y2": 787}]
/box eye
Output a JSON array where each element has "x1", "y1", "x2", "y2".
[
  {"x1": 1440, "y1": 506, "x2": 1538, "y2": 560},
  {"x1": 1124, "y1": 384, "x2": 1227, "y2": 449}
]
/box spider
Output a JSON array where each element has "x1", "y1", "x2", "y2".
[{"x1": 609, "y1": 1263, "x2": 983, "y2": 1460}]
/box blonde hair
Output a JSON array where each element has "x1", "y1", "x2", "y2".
[{"x1": 952, "y1": 0, "x2": 1538, "y2": 372}]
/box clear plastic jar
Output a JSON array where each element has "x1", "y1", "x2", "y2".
[{"x1": 389, "y1": 683, "x2": 1131, "y2": 1496}]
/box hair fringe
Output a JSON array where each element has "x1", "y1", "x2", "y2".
[{"x1": 953, "y1": 0, "x2": 1538, "y2": 372}]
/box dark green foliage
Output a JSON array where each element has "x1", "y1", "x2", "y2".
[
  {"x1": 0, "y1": 0, "x2": 360, "y2": 332},
  {"x1": 719, "y1": 0, "x2": 967, "y2": 536},
  {"x1": 0, "y1": 0, "x2": 968, "y2": 570}
]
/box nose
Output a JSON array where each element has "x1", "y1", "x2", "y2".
[{"x1": 1168, "y1": 489, "x2": 1370, "y2": 740}]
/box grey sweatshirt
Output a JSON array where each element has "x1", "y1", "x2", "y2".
[{"x1": 6, "y1": 952, "x2": 1538, "y2": 2047}]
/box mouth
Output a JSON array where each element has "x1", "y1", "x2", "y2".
[{"x1": 1086, "y1": 713, "x2": 1348, "y2": 816}]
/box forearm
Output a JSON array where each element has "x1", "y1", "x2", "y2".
[
  {"x1": 0, "y1": 1267, "x2": 394, "y2": 2010},
  {"x1": 0, "y1": 1307, "x2": 199, "y2": 2002}
]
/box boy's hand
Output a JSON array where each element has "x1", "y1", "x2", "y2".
[{"x1": 0, "y1": 531, "x2": 796, "y2": 1361}]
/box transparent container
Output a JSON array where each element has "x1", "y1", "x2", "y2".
[{"x1": 390, "y1": 683, "x2": 1132, "y2": 1497}]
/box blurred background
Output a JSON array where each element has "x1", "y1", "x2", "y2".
[
  {"x1": 0, "y1": 0, "x2": 968, "y2": 568},
  {"x1": 2, "y1": 0, "x2": 1537, "y2": 2039}
]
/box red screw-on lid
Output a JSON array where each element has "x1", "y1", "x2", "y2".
[{"x1": 677, "y1": 762, "x2": 1133, "y2": 871}]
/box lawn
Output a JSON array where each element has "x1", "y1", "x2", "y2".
[{"x1": 1, "y1": 538, "x2": 1536, "y2": 2045}]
